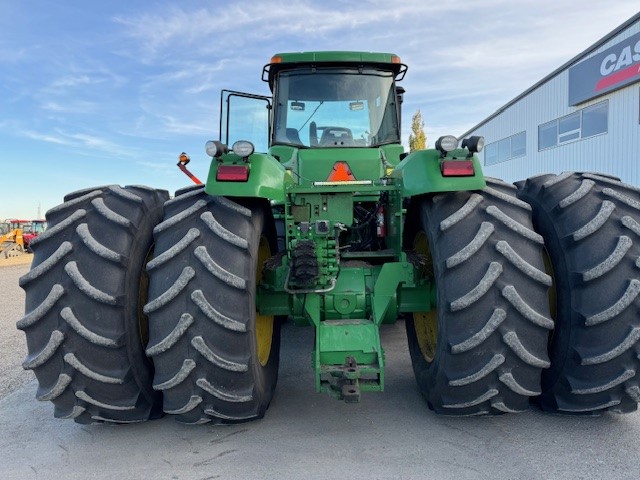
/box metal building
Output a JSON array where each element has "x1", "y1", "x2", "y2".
[{"x1": 461, "y1": 12, "x2": 640, "y2": 184}]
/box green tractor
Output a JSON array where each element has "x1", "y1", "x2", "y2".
[{"x1": 18, "y1": 52, "x2": 640, "y2": 424}]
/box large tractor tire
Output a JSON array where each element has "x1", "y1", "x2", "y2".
[
  {"x1": 517, "y1": 172, "x2": 640, "y2": 414},
  {"x1": 405, "y1": 178, "x2": 553, "y2": 415},
  {"x1": 17, "y1": 185, "x2": 168, "y2": 423},
  {"x1": 145, "y1": 185, "x2": 280, "y2": 424}
]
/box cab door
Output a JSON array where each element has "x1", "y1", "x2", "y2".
[{"x1": 220, "y1": 90, "x2": 271, "y2": 153}]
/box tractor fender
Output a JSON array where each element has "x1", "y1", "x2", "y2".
[
  {"x1": 204, "y1": 152, "x2": 292, "y2": 202},
  {"x1": 392, "y1": 148, "x2": 486, "y2": 197}
]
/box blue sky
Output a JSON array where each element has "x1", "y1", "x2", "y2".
[{"x1": 1, "y1": 1, "x2": 638, "y2": 219}]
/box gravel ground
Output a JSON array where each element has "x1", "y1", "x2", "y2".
[{"x1": 0, "y1": 262, "x2": 34, "y2": 400}]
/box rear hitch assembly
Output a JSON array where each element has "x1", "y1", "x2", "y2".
[{"x1": 330, "y1": 356, "x2": 361, "y2": 403}]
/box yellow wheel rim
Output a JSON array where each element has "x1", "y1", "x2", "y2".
[
  {"x1": 256, "y1": 235, "x2": 274, "y2": 367},
  {"x1": 412, "y1": 231, "x2": 437, "y2": 363}
]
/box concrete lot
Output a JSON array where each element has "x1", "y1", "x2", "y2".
[{"x1": 2, "y1": 262, "x2": 639, "y2": 480}]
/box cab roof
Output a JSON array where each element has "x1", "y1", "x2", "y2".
[{"x1": 263, "y1": 51, "x2": 407, "y2": 87}]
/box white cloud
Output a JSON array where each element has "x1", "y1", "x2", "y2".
[
  {"x1": 154, "y1": 113, "x2": 213, "y2": 135},
  {"x1": 112, "y1": 2, "x2": 443, "y2": 62},
  {"x1": 18, "y1": 128, "x2": 133, "y2": 156},
  {"x1": 41, "y1": 100, "x2": 97, "y2": 114},
  {"x1": 141, "y1": 60, "x2": 229, "y2": 94},
  {"x1": 50, "y1": 75, "x2": 94, "y2": 89},
  {"x1": 66, "y1": 132, "x2": 121, "y2": 151},
  {"x1": 22, "y1": 130, "x2": 74, "y2": 146}
]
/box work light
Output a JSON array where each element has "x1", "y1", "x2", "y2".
[
  {"x1": 435, "y1": 135, "x2": 458, "y2": 154},
  {"x1": 232, "y1": 141, "x2": 255, "y2": 158},
  {"x1": 462, "y1": 136, "x2": 485, "y2": 154},
  {"x1": 205, "y1": 140, "x2": 228, "y2": 158}
]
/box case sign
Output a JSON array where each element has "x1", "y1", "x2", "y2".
[{"x1": 568, "y1": 31, "x2": 640, "y2": 106}]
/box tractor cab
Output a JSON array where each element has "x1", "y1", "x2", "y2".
[
  {"x1": 216, "y1": 52, "x2": 407, "y2": 167},
  {"x1": 267, "y1": 55, "x2": 405, "y2": 150}
]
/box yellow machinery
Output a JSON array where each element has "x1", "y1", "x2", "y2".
[{"x1": 0, "y1": 227, "x2": 25, "y2": 258}]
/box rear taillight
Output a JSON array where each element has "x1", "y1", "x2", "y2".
[
  {"x1": 216, "y1": 165, "x2": 249, "y2": 182},
  {"x1": 441, "y1": 160, "x2": 474, "y2": 177}
]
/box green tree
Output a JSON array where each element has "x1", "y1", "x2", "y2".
[{"x1": 408, "y1": 109, "x2": 427, "y2": 152}]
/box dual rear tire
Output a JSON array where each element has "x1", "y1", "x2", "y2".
[
  {"x1": 406, "y1": 173, "x2": 640, "y2": 415},
  {"x1": 19, "y1": 184, "x2": 279, "y2": 424}
]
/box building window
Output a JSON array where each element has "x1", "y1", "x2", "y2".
[
  {"x1": 539, "y1": 122, "x2": 557, "y2": 150},
  {"x1": 511, "y1": 131, "x2": 526, "y2": 157},
  {"x1": 538, "y1": 100, "x2": 608, "y2": 150},
  {"x1": 582, "y1": 102, "x2": 608, "y2": 138},
  {"x1": 558, "y1": 112, "x2": 580, "y2": 144},
  {"x1": 485, "y1": 131, "x2": 526, "y2": 166}
]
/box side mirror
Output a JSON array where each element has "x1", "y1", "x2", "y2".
[
  {"x1": 291, "y1": 101, "x2": 305, "y2": 111},
  {"x1": 395, "y1": 86, "x2": 405, "y2": 105}
]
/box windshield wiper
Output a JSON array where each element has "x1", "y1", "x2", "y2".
[{"x1": 298, "y1": 101, "x2": 324, "y2": 131}]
